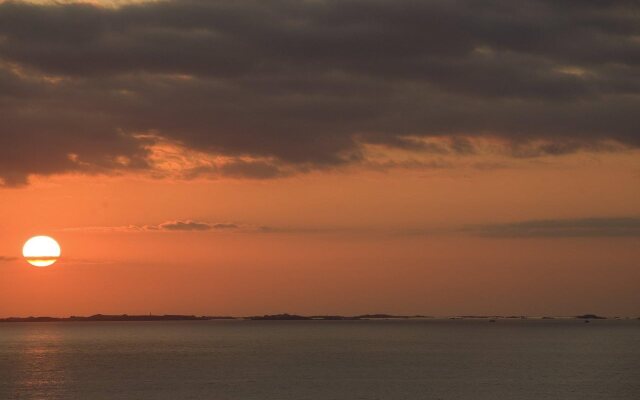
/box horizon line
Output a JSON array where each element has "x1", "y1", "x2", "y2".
[{"x1": 1, "y1": 313, "x2": 637, "y2": 321}]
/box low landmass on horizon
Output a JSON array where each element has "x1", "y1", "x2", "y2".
[{"x1": 0, "y1": 313, "x2": 632, "y2": 323}]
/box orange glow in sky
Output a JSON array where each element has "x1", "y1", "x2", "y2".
[
  {"x1": 0, "y1": 150, "x2": 638, "y2": 317},
  {"x1": 1, "y1": 0, "x2": 639, "y2": 318}
]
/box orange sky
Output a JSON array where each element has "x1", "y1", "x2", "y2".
[
  {"x1": 1, "y1": 0, "x2": 639, "y2": 317},
  {"x1": 1, "y1": 150, "x2": 638, "y2": 317}
]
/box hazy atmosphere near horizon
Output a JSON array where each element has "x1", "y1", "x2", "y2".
[{"x1": 0, "y1": 0, "x2": 639, "y2": 318}]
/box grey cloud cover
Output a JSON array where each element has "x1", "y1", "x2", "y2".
[{"x1": 0, "y1": 0, "x2": 639, "y2": 185}]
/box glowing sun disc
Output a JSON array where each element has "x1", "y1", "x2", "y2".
[{"x1": 23, "y1": 236, "x2": 61, "y2": 267}]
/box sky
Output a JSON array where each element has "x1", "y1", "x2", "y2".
[{"x1": 0, "y1": 0, "x2": 639, "y2": 317}]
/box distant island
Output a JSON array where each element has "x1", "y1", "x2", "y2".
[
  {"x1": 574, "y1": 314, "x2": 607, "y2": 319},
  {"x1": 246, "y1": 313, "x2": 433, "y2": 320},
  {"x1": 0, "y1": 313, "x2": 428, "y2": 323},
  {"x1": 0, "y1": 313, "x2": 625, "y2": 323},
  {"x1": 0, "y1": 314, "x2": 235, "y2": 323}
]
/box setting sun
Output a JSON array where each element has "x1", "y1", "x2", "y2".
[{"x1": 22, "y1": 236, "x2": 61, "y2": 267}]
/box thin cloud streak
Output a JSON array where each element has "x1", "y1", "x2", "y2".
[
  {"x1": 62, "y1": 216, "x2": 640, "y2": 238},
  {"x1": 468, "y1": 217, "x2": 640, "y2": 238},
  {"x1": 63, "y1": 220, "x2": 261, "y2": 233}
]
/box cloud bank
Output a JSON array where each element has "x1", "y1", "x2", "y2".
[
  {"x1": 471, "y1": 217, "x2": 640, "y2": 238},
  {"x1": 1, "y1": 0, "x2": 639, "y2": 185}
]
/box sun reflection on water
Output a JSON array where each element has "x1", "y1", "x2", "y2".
[{"x1": 10, "y1": 325, "x2": 67, "y2": 399}]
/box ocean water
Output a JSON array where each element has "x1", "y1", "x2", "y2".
[{"x1": 0, "y1": 319, "x2": 638, "y2": 400}]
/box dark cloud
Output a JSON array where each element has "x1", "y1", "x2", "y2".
[
  {"x1": 156, "y1": 220, "x2": 220, "y2": 231},
  {"x1": 0, "y1": 256, "x2": 18, "y2": 262},
  {"x1": 0, "y1": 0, "x2": 639, "y2": 185},
  {"x1": 216, "y1": 160, "x2": 286, "y2": 179},
  {"x1": 154, "y1": 220, "x2": 241, "y2": 231},
  {"x1": 470, "y1": 217, "x2": 640, "y2": 238},
  {"x1": 157, "y1": 220, "x2": 240, "y2": 231}
]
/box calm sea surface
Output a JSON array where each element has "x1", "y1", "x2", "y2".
[{"x1": 0, "y1": 319, "x2": 638, "y2": 399}]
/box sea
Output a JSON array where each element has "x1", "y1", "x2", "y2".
[{"x1": 0, "y1": 319, "x2": 638, "y2": 399}]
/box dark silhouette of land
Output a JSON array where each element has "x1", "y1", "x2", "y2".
[
  {"x1": 574, "y1": 314, "x2": 607, "y2": 319},
  {"x1": 246, "y1": 313, "x2": 429, "y2": 320},
  {"x1": 0, "y1": 314, "x2": 235, "y2": 323},
  {"x1": 0, "y1": 313, "x2": 621, "y2": 323},
  {"x1": 0, "y1": 313, "x2": 427, "y2": 322}
]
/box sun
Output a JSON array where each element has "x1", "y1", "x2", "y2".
[{"x1": 23, "y1": 236, "x2": 61, "y2": 267}]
